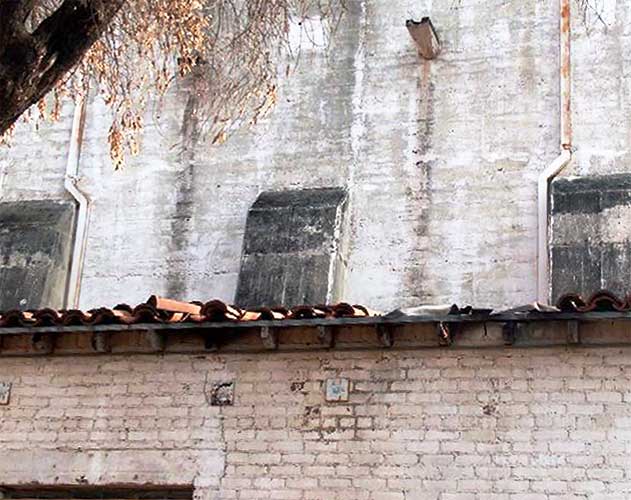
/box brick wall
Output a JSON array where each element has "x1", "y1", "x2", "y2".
[{"x1": 2, "y1": 346, "x2": 631, "y2": 499}]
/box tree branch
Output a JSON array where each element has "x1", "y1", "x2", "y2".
[
  {"x1": 0, "y1": 0, "x2": 125, "y2": 135},
  {"x1": 0, "y1": 0, "x2": 35, "y2": 40}
]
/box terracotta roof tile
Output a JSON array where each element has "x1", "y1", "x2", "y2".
[
  {"x1": 0, "y1": 310, "x2": 33, "y2": 327},
  {"x1": 0, "y1": 290, "x2": 627, "y2": 331},
  {"x1": 556, "y1": 290, "x2": 631, "y2": 312},
  {"x1": 0, "y1": 297, "x2": 380, "y2": 329},
  {"x1": 61, "y1": 309, "x2": 91, "y2": 326}
]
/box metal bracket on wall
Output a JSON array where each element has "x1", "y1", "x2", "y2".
[
  {"x1": 437, "y1": 322, "x2": 456, "y2": 346},
  {"x1": 0, "y1": 382, "x2": 11, "y2": 405},
  {"x1": 406, "y1": 17, "x2": 441, "y2": 60}
]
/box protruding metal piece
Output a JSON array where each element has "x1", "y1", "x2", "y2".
[{"x1": 437, "y1": 322, "x2": 453, "y2": 346}]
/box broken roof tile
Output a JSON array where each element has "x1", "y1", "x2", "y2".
[{"x1": 148, "y1": 296, "x2": 202, "y2": 315}]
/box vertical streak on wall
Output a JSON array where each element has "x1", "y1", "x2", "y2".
[
  {"x1": 348, "y1": 0, "x2": 368, "y2": 257},
  {"x1": 166, "y1": 164, "x2": 196, "y2": 300},
  {"x1": 165, "y1": 76, "x2": 204, "y2": 300},
  {"x1": 404, "y1": 57, "x2": 434, "y2": 303}
]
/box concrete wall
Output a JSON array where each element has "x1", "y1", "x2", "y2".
[
  {"x1": 3, "y1": 345, "x2": 631, "y2": 499},
  {"x1": 0, "y1": 1, "x2": 630, "y2": 310}
]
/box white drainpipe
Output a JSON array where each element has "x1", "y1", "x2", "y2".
[
  {"x1": 64, "y1": 93, "x2": 91, "y2": 309},
  {"x1": 537, "y1": 0, "x2": 573, "y2": 304}
]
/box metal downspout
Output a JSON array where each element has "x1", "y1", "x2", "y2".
[
  {"x1": 537, "y1": 0, "x2": 573, "y2": 304},
  {"x1": 64, "y1": 94, "x2": 90, "y2": 309}
]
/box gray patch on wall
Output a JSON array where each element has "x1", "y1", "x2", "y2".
[
  {"x1": 550, "y1": 174, "x2": 631, "y2": 301},
  {"x1": 0, "y1": 200, "x2": 75, "y2": 310},
  {"x1": 235, "y1": 188, "x2": 348, "y2": 308}
]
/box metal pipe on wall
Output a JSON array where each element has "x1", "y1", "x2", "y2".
[
  {"x1": 537, "y1": 0, "x2": 573, "y2": 304},
  {"x1": 64, "y1": 93, "x2": 91, "y2": 309}
]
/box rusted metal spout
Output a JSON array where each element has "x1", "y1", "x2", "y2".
[
  {"x1": 537, "y1": 0, "x2": 573, "y2": 304},
  {"x1": 406, "y1": 17, "x2": 441, "y2": 60},
  {"x1": 560, "y1": 0, "x2": 572, "y2": 149}
]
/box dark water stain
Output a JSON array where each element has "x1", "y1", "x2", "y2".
[
  {"x1": 517, "y1": 8, "x2": 535, "y2": 97},
  {"x1": 164, "y1": 75, "x2": 205, "y2": 299},
  {"x1": 404, "y1": 59, "x2": 435, "y2": 304}
]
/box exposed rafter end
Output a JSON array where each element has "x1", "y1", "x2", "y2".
[
  {"x1": 566, "y1": 320, "x2": 580, "y2": 344},
  {"x1": 502, "y1": 322, "x2": 517, "y2": 346},
  {"x1": 91, "y1": 332, "x2": 111, "y2": 353},
  {"x1": 204, "y1": 333, "x2": 218, "y2": 351},
  {"x1": 32, "y1": 332, "x2": 54, "y2": 354},
  {"x1": 318, "y1": 325, "x2": 335, "y2": 348},
  {"x1": 147, "y1": 330, "x2": 166, "y2": 352},
  {"x1": 376, "y1": 324, "x2": 393, "y2": 348},
  {"x1": 260, "y1": 326, "x2": 278, "y2": 350}
]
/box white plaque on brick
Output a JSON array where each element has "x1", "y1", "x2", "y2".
[
  {"x1": 325, "y1": 378, "x2": 349, "y2": 402},
  {"x1": 0, "y1": 382, "x2": 11, "y2": 405}
]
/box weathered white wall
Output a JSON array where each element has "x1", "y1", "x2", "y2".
[
  {"x1": 0, "y1": 0, "x2": 627, "y2": 310},
  {"x1": 3, "y1": 345, "x2": 631, "y2": 498},
  {"x1": 571, "y1": 0, "x2": 631, "y2": 177}
]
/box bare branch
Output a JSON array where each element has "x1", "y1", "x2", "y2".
[
  {"x1": 0, "y1": 0, "x2": 346, "y2": 167},
  {"x1": 575, "y1": 0, "x2": 607, "y2": 30}
]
